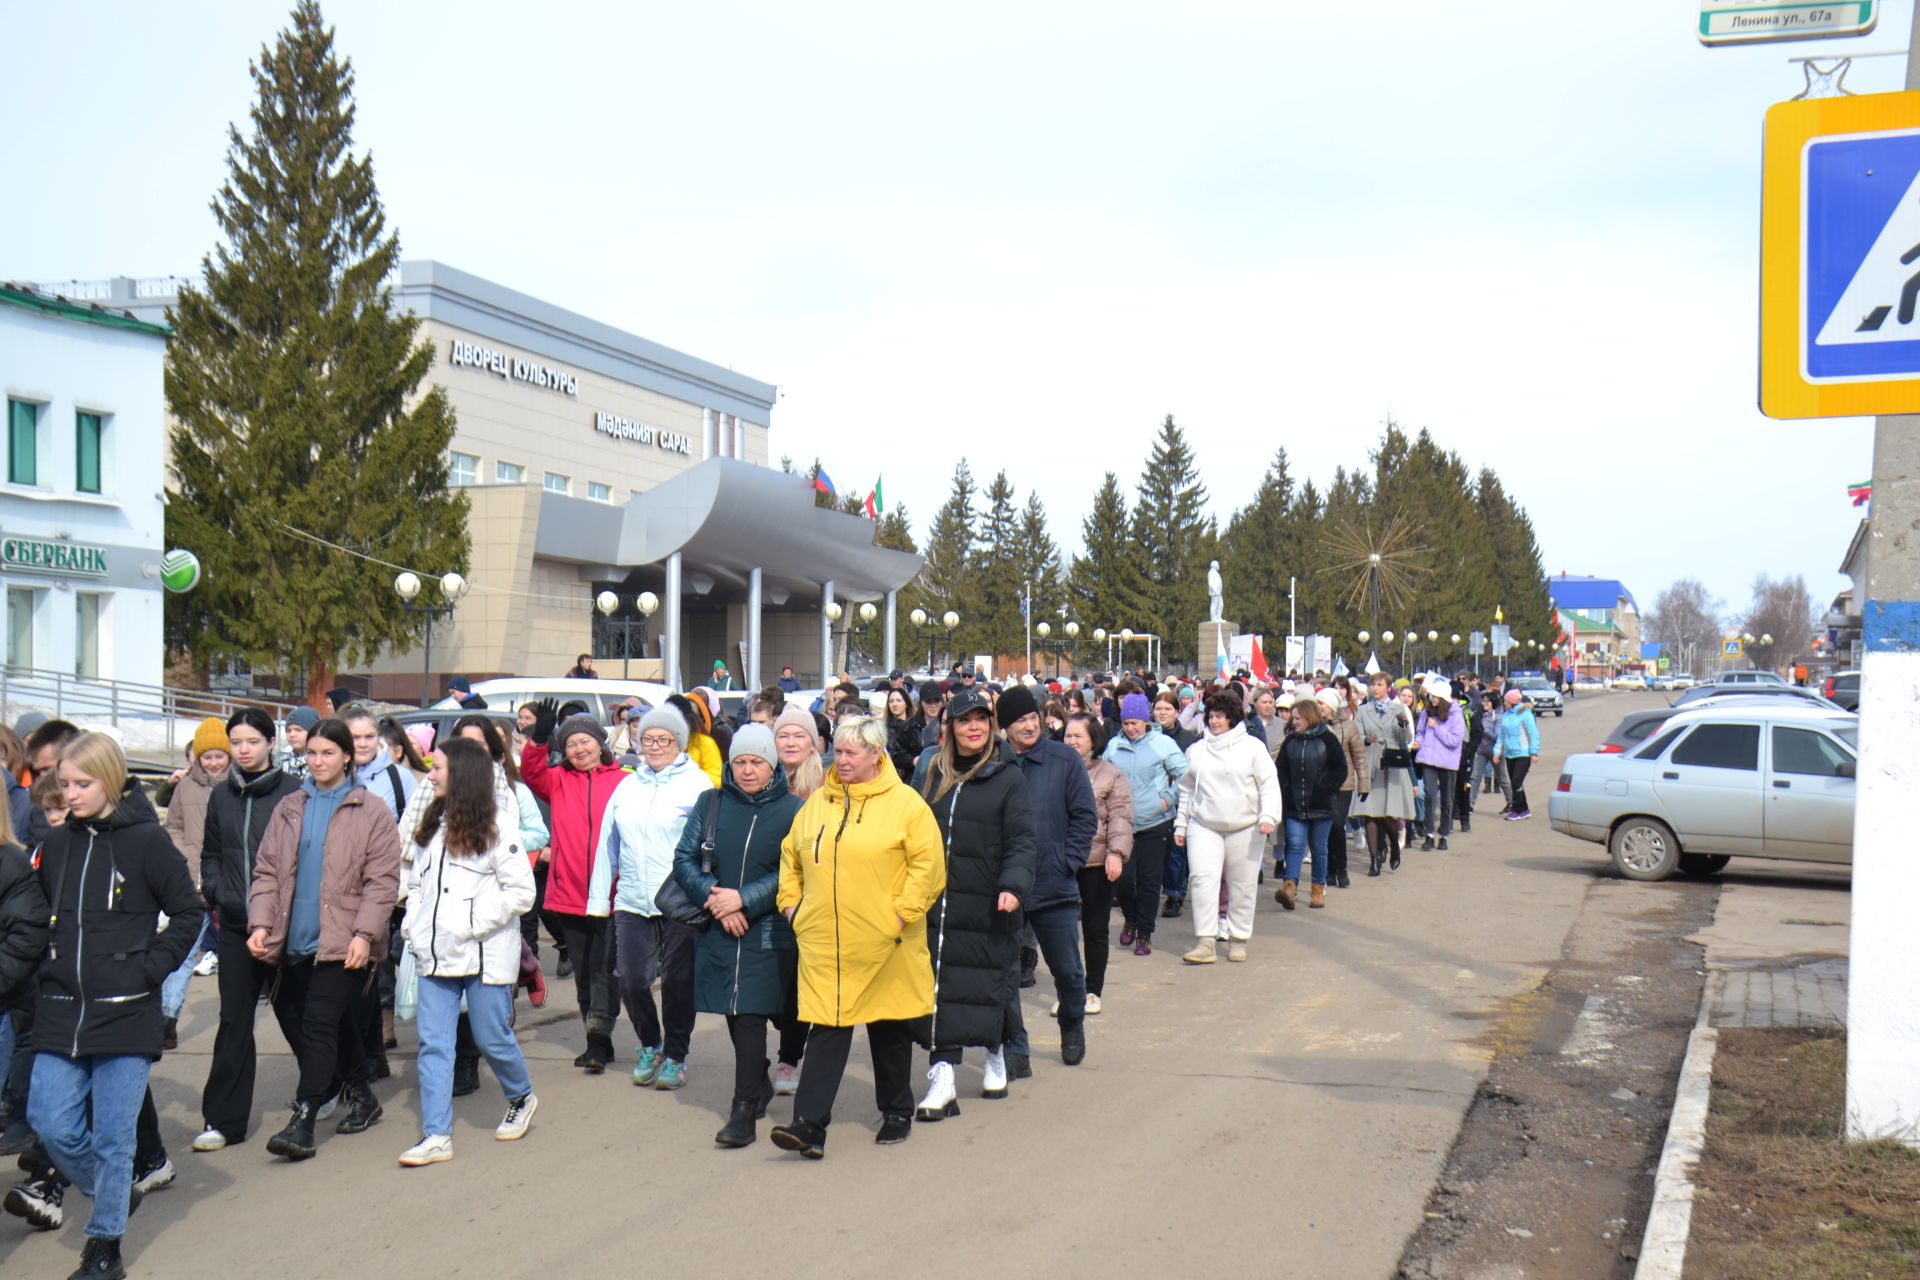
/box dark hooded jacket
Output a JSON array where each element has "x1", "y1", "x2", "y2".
[
  {"x1": 1009, "y1": 737, "x2": 1097, "y2": 913},
  {"x1": 921, "y1": 741, "x2": 1037, "y2": 1048},
  {"x1": 0, "y1": 842, "x2": 49, "y2": 1015},
  {"x1": 34, "y1": 782, "x2": 202, "y2": 1059},
  {"x1": 200, "y1": 763, "x2": 303, "y2": 932},
  {"x1": 1276, "y1": 724, "x2": 1349, "y2": 821},
  {"x1": 671, "y1": 759, "x2": 804, "y2": 1017}
]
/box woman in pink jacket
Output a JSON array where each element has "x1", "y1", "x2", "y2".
[{"x1": 1412, "y1": 678, "x2": 1466, "y2": 852}]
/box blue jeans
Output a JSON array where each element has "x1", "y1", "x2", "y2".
[
  {"x1": 160, "y1": 914, "x2": 215, "y2": 1020},
  {"x1": 416, "y1": 974, "x2": 532, "y2": 1138},
  {"x1": 1284, "y1": 816, "x2": 1334, "y2": 887},
  {"x1": 1006, "y1": 903, "x2": 1087, "y2": 1056},
  {"x1": 1164, "y1": 837, "x2": 1189, "y2": 897},
  {"x1": 28, "y1": 1053, "x2": 149, "y2": 1240}
]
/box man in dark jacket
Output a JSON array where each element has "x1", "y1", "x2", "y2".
[
  {"x1": 28, "y1": 767, "x2": 199, "y2": 1274},
  {"x1": 995, "y1": 684, "x2": 1097, "y2": 1070},
  {"x1": 195, "y1": 707, "x2": 306, "y2": 1151}
]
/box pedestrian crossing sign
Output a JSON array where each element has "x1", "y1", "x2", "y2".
[
  {"x1": 1761, "y1": 91, "x2": 1920, "y2": 418},
  {"x1": 1724, "y1": 638, "x2": 1744, "y2": 658}
]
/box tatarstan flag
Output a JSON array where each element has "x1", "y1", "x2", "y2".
[
  {"x1": 864, "y1": 477, "x2": 885, "y2": 520},
  {"x1": 1849, "y1": 479, "x2": 1872, "y2": 507}
]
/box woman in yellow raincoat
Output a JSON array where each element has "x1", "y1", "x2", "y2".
[{"x1": 771, "y1": 716, "x2": 944, "y2": 1159}]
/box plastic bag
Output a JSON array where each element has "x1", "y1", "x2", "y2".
[{"x1": 395, "y1": 947, "x2": 419, "y2": 1022}]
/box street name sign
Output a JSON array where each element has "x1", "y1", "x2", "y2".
[
  {"x1": 1700, "y1": 1, "x2": 1876, "y2": 45},
  {"x1": 1761, "y1": 91, "x2": 1920, "y2": 418}
]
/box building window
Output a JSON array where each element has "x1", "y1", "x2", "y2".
[
  {"x1": 543, "y1": 471, "x2": 570, "y2": 495},
  {"x1": 8, "y1": 400, "x2": 37, "y2": 486},
  {"x1": 587, "y1": 481, "x2": 612, "y2": 502},
  {"x1": 76, "y1": 412, "x2": 103, "y2": 493},
  {"x1": 6, "y1": 588, "x2": 34, "y2": 672},
  {"x1": 496, "y1": 461, "x2": 525, "y2": 484},
  {"x1": 75, "y1": 593, "x2": 102, "y2": 679},
  {"x1": 448, "y1": 452, "x2": 478, "y2": 487}
]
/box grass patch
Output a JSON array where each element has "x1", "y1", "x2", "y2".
[{"x1": 1686, "y1": 1029, "x2": 1920, "y2": 1279}]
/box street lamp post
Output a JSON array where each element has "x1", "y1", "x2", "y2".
[
  {"x1": 1425, "y1": 629, "x2": 1438, "y2": 672},
  {"x1": 1036, "y1": 620, "x2": 1083, "y2": 680},
  {"x1": 594, "y1": 589, "x2": 660, "y2": 681},
  {"x1": 1358, "y1": 630, "x2": 1372, "y2": 674},
  {"x1": 908, "y1": 607, "x2": 961, "y2": 674},
  {"x1": 394, "y1": 570, "x2": 470, "y2": 708}
]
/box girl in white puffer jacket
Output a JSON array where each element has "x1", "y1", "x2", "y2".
[{"x1": 399, "y1": 737, "x2": 538, "y2": 1167}]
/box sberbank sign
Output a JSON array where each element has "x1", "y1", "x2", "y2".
[{"x1": 2, "y1": 538, "x2": 107, "y2": 578}]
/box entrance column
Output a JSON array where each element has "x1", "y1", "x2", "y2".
[
  {"x1": 664, "y1": 551, "x2": 684, "y2": 690},
  {"x1": 747, "y1": 566, "x2": 763, "y2": 692},
  {"x1": 884, "y1": 589, "x2": 898, "y2": 675},
  {"x1": 819, "y1": 578, "x2": 835, "y2": 689}
]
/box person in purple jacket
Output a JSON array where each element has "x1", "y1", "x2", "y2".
[{"x1": 1413, "y1": 677, "x2": 1466, "y2": 852}]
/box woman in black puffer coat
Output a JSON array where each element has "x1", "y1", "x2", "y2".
[{"x1": 913, "y1": 691, "x2": 1035, "y2": 1120}]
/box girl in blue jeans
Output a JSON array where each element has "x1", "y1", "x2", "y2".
[
  {"x1": 1274, "y1": 699, "x2": 1348, "y2": 911},
  {"x1": 399, "y1": 737, "x2": 539, "y2": 1167}
]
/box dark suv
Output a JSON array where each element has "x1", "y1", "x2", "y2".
[{"x1": 1821, "y1": 669, "x2": 1860, "y2": 711}]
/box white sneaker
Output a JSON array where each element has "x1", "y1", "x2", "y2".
[
  {"x1": 398, "y1": 1133, "x2": 453, "y2": 1166},
  {"x1": 190, "y1": 1127, "x2": 228, "y2": 1152},
  {"x1": 1048, "y1": 999, "x2": 1060, "y2": 1017},
  {"x1": 914, "y1": 1061, "x2": 959, "y2": 1120},
  {"x1": 772, "y1": 1063, "x2": 798, "y2": 1096},
  {"x1": 1086, "y1": 993, "x2": 1103, "y2": 1015},
  {"x1": 193, "y1": 952, "x2": 218, "y2": 977},
  {"x1": 1217, "y1": 922, "x2": 1231, "y2": 941},
  {"x1": 495, "y1": 1093, "x2": 538, "y2": 1141},
  {"x1": 982, "y1": 1048, "x2": 1009, "y2": 1100},
  {"x1": 316, "y1": 1093, "x2": 339, "y2": 1121}
]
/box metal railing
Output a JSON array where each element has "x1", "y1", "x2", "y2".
[{"x1": 0, "y1": 665, "x2": 300, "y2": 765}]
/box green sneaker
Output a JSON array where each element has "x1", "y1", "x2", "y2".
[
  {"x1": 632, "y1": 1046, "x2": 662, "y2": 1087},
  {"x1": 655, "y1": 1059, "x2": 688, "y2": 1091}
]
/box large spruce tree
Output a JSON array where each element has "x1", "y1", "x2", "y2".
[
  {"x1": 914, "y1": 461, "x2": 980, "y2": 661},
  {"x1": 167, "y1": 0, "x2": 466, "y2": 701},
  {"x1": 1070, "y1": 473, "x2": 1154, "y2": 660},
  {"x1": 1132, "y1": 415, "x2": 1215, "y2": 666}
]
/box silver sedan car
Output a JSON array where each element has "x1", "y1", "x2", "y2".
[{"x1": 1547, "y1": 703, "x2": 1856, "y2": 880}]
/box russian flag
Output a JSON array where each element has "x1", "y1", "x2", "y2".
[{"x1": 814, "y1": 469, "x2": 836, "y2": 498}]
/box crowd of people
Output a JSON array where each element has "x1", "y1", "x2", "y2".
[{"x1": 0, "y1": 659, "x2": 1549, "y2": 1277}]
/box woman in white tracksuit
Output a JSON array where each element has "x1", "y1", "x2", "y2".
[{"x1": 1173, "y1": 689, "x2": 1280, "y2": 966}]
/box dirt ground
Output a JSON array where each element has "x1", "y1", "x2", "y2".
[
  {"x1": 1397, "y1": 877, "x2": 1719, "y2": 1279},
  {"x1": 1686, "y1": 1029, "x2": 1920, "y2": 1280}
]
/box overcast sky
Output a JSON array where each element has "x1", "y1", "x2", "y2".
[{"x1": 3, "y1": 0, "x2": 1902, "y2": 628}]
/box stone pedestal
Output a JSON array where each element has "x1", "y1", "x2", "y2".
[{"x1": 1199, "y1": 619, "x2": 1237, "y2": 675}]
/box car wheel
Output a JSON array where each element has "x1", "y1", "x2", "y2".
[
  {"x1": 1555, "y1": 710, "x2": 1564, "y2": 717},
  {"x1": 1609, "y1": 817, "x2": 1680, "y2": 882},
  {"x1": 1677, "y1": 853, "x2": 1731, "y2": 876}
]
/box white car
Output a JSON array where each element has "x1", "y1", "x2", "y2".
[
  {"x1": 1610, "y1": 673, "x2": 1650, "y2": 690},
  {"x1": 1548, "y1": 702, "x2": 1856, "y2": 880},
  {"x1": 1670, "y1": 673, "x2": 1695, "y2": 689},
  {"x1": 465, "y1": 676, "x2": 674, "y2": 723}
]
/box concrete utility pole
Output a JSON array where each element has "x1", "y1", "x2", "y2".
[{"x1": 1848, "y1": 2, "x2": 1920, "y2": 1148}]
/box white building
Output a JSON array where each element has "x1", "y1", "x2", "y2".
[{"x1": 0, "y1": 283, "x2": 168, "y2": 688}]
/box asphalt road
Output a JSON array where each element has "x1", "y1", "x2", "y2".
[{"x1": 0, "y1": 690, "x2": 1718, "y2": 1280}]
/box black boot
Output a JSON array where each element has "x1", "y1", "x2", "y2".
[
  {"x1": 1389, "y1": 834, "x2": 1402, "y2": 872},
  {"x1": 715, "y1": 1099, "x2": 759, "y2": 1148},
  {"x1": 1160, "y1": 894, "x2": 1184, "y2": 920},
  {"x1": 451, "y1": 1057, "x2": 481, "y2": 1097},
  {"x1": 67, "y1": 1235, "x2": 124, "y2": 1279},
  {"x1": 580, "y1": 1032, "x2": 614, "y2": 1074},
  {"x1": 875, "y1": 1112, "x2": 911, "y2": 1145},
  {"x1": 365, "y1": 1054, "x2": 391, "y2": 1081},
  {"x1": 1018, "y1": 946, "x2": 1038, "y2": 989},
  {"x1": 334, "y1": 1082, "x2": 383, "y2": 1135},
  {"x1": 1006, "y1": 1050, "x2": 1032, "y2": 1080},
  {"x1": 769, "y1": 1116, "x2": 828, "y2": 1159},
  {"x1": 264, "y1": 1102, "x2": 317, "y2": 1161},
  {"x1": 555, "y1": 951, "x2": 573, "y2": 979}
]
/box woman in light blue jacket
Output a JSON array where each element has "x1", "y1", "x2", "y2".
[
  {"x1": 1102, "y1": 693, "x2": 1188, "y2": 957},
  {"x1": 1493, "y1": 690, "x2": 1541, "y2": 820},
  {"x1": 587, "y1": 706, "x2": 713, "y2": 1089}
]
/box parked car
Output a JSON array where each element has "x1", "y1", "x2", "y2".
[
  {"x1": 1573, "y1": 675, "x2": 1606, "y2": 691},
  {"x1": 1509, "y1": 674, "x2": 1564, "y2": 716},
  {"x1": 463, "y1": 677, "x2": 673, "y2": 723},
  {"x1": 1670, "y1": 672, "x2": 1695, "y2": 689},
  {"x1": 1548, "y1": 702, "x2": 1856, "y2": 881},
  {"x1": 1821, "y1": 669, "x2": 1860, "y2": 712},
  {"x1": 1594, "y1": 706, "x2": 1678, "y2": 755},
  {"x1": 1671, "y1": 682, "x2": 1839, "y2": 710},
  {"x1": 1610, "y1": 673, "x2": 1650, "y2": 690},
  {"x1": 1715, "y1": 669, "x2": 1787, "y2": 686},
  {"x1": 381, "y1": 707, "x2": 523, "y2": 754}
]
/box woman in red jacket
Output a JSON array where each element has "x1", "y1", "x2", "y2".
[{"x1": 519, "y1": 703, "x2": 626, "y2": 1073}]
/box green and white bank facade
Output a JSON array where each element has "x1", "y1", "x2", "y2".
[{"x1": 0, "y1": 283, "x2": 170, "y2": 688}]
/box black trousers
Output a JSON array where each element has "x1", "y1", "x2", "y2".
[
  {"x1": 521, "y1": 859, "x2": 571, "y2": 958},
  {"x1": 725, "y1": 1012, "x2": 809, "y2": 1101},
  {"x1": 792, "y1": 1020, "x2": 916, "y2": 1125},
  {"x1": 552, "y1": 913, "x2": 614, "y2": 1026},
  {"x1": 1076, "y1": 865, "x2": 1116, "y2": 997},
  {"x1": 272, "y1": 958, "x2": 370, "y2": 1107},
  {"x1": 1115, "y1": 821, "x2": 1171, "y2": 936},
  {"x1": 1507, "y1": 756, "x2": 1534, "y2": 813},
  {"x1": 1327, "y1": 789, "x2": 1354, "y2": 883},
  {"x1": 614, "y1": 912, "x2": 696, "y2": 1061},
  {"x1": 202, "y1": 923, "x2": 307, "y2": 1139}
]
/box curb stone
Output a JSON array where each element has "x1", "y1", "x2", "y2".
[{"x1": 1631, "y1": 971, "x2": 1722, "y2": 1280}]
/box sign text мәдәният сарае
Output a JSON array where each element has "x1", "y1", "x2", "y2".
[{"x1": 594, "y1": 412, "x2": 693, "y2": 455}]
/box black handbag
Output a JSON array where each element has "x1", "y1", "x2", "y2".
[
  {"x1": 1378, "y1": 747, "x2": 1413, "y2": 769},
  {"x1": 653, "y1": 795, "x2": 717, "y2": 931}
]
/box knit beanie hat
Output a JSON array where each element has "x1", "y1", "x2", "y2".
[
  {"x1": 774, "y1": 704, "x2": 819, "y2": 745},
  {"x1": 728, "y1": 723, "x2": 778, "y2": 765},
  {"x1": 558, "y1": 713, "x2": 610, "y2": 750},
  {"x1": 191, "y1": 717, "x2": 231, "y2": 763},
  {"x1": 635, "y1": 706, "x2": 688, "y2": 752},
  {"x1": 1119, "y1": 692, "x2": 1152, "y2": 722},
  {"x1": 286, "y1": 707, "x2": 320, "y2": 733},
  {"x1": 995, "y1": 683, "x2": 1040, "y2": 730},
  {"x1": 1505, "y1": 689, "x2": 1524, "y2": 706}
]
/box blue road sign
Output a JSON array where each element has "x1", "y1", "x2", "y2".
[{"x1": 1803, "y1": 127, "x2": 1920, "y2": 382}]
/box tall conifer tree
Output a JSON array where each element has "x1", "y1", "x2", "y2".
[{"x1": 167, "y1": 1, "x2": 466, "y2": 701}]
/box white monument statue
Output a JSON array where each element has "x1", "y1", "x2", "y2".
[{"x1": 1207, "y1": 560, "x2": 1223, "y2": 622}]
